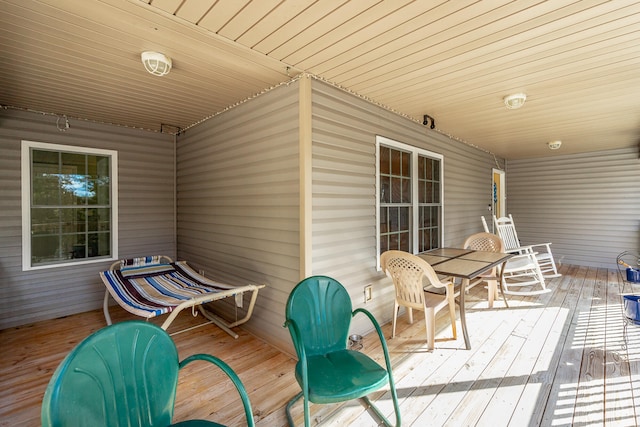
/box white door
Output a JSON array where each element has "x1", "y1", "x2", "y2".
[{"x1": 492, "y1": 169, "x2": 506, "y2": 228}]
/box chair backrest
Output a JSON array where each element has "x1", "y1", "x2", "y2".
[
  {"x1": 493, "y1": 214, "x2": 521, "y2": 251},
  {"x1": 285, "y1": 276, "x2": 352, "y2": 357},
  {"x1": 380, "y1": 250, "x2": 447, "y2": 310},
  {"x1": 463, "y1": 232, "x2": 505, "y2": 253},
  {"x1": 481, "y1": 216, "x2": 491, "y2": 233},
  {"x1": 42, "y1": 321, "x2": 180, "y2": 427}
]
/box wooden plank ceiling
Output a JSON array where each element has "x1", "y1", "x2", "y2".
[{"x1": 1, "y1": 0, "x2": 639, "y2": 159}]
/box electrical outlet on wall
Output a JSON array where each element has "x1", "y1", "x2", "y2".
[{"x1": 364, "y1": 284, "x2": 373, "y2": 303}]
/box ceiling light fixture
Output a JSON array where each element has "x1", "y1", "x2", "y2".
[
  {"x1": 503, "y1": 93, "x2": 527, "y2": 109},
  {"x1": 548, "y1": 140, "x2": 562, "y2": 150},
  {"x1": 141, "y1": 51, "x2": 172, "y2": 76}
]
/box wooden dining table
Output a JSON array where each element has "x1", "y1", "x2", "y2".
[{"x1": 417, "y1": 247, "x2": 513, "y2": 350}]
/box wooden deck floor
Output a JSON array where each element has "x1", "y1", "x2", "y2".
[{"x1": 2, "y1": 263, "x2": 639, "y2": 426}]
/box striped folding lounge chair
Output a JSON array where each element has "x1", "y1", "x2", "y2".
[{"x1": 100, "y1": 255, "x2": 264, "y2": 338}]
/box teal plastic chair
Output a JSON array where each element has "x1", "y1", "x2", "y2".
[
  {"x1": 41, "y1": 321, "x2": 255, "y2": 427},
  {"x1": 284, "y1": 276, "x2": 401, "y2": 426}
]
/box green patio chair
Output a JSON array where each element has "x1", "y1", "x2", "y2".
[
  {"x1": 284, "y1": 275, "x2": 401, "y2": 426},
  {"x1": 41, "y1": 321, "x2": 255, "y2": 427}
]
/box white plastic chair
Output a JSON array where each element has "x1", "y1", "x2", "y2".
[
  {"x1": 463, "y1": 232, "x2": 505, "y2": 307},
  {"x1": 493, "y1": 214, "x2": 561, "y2": 278},
  {"x1": 380, "y1": 250, "x2": 457, "y2": 350}
]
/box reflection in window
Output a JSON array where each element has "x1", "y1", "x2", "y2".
[
  {"x1": 377, "y1": 136, "x2": 443, "y2": 258},
  {"x1": 22, "y1": 141, "x2": 117, "y2": 269}
]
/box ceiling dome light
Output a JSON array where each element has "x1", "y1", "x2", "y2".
[
  {"x1": 503, "y1": 93, "x2": 527, "y2": 109},
  {"x1": 141, "y1": 51, "x2": 172, "y2": 76},
  {"x1": 548, "y1": 140, "x2": 562, "y2": 150}
]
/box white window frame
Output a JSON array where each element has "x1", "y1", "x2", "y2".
[
  {"x1": 376, "y1": 135, "x2": 444, "y2": 269},
  {"x1": 21, "y1": 140, "x2": 118, "y2": 271}
]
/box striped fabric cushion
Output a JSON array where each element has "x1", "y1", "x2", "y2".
[
  {"x1": 100, "y1": 261, "x2": 236, "y2": 319},
  {"x1": 120, "y1": 263, "x2": 174, "y2": 278},
  {"x1": 120, "y1": 256, "x2": 164, "y2": 268}
]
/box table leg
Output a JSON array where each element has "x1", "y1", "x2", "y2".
[
  {"x1": 498, "y1": 260, "x2": 510, "y2": 308},
  {"x1": 460, "y1": 278, "x2": 470, "y2": 350}
]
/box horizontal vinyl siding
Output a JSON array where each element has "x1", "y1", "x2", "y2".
[
  {"x1": 310, "y1": 79, "x2": 504, "y2": 334},
  {"x1": 0, "y1": 109, "x2": 176, "y2": 329},
  {"x1": 507, "y1": 147, "x2": 640, "y2": 268},
  {"x1": 176, "y1": 82, "x2": 300, "y2": 351},
  {"x1": 439, "y1": 138, "x2": 504, "y2": 245}
]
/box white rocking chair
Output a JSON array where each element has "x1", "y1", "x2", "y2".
[
  {"x1": 501, "y1": 249, "x2": 551, "y2": 296},
  {"x1": 493, "y1": 214, "x2": 561, "y2": 279},
  {"x1": 465, "y1": 232, "x2": 550, "y2": 298},
  {"x1": 481, "y1": 216, "x2": 491, "y2": 233}
]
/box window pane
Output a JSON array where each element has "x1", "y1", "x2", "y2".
[
  {"x1": 425, "y1": 182, "x2": 433, "y2": 203},
  {"x1": 391, "y1": 177, "x2": 402, "y2": 203},
  {"x1": 401, "y1": 177, "x2": 410, "y2": 203},
  {"x1": 88, "y1": 232, "x2": 110, "y2": 257},
  {"x1": 88, "y1": 156, "x2": 110, "y2": 205},
  {"x1": 380, "y1": 176, "x2": 390, "y2": 203},
  {"x1": 401, "y1": 151, "x2": 410, "y2": 177},
  {"x1": 389, "y1": 233, "x2": 399, "y2": 250},
  {"x1": 432, "y1": 159, "x2": 440, "y2": 180},
  {"x1": 32, "y1": 150, "x2": 60, "y2": 206},
  {"x1": 419, "y1": 229, "x2": 429, "y2": 253},
  {"x1": 32, "y1": 149, "x2": 59, "y2": 169},
  {"x1": 32, "y1": 177, "x2": 62, "y2": 206},
  {"x1": 32, "y1": 150, "x2": 62, "y2": 206},
  {"x1": 60, "y1": 174, "x2": 87, "y2": 205},
  {"x1": 61, "y1": 152, "x2": 86, "y2": 177},
  {"x1": 399, "y1": 206, "x2": 409, "y2": 231},
  {"x1": 380, "y1": 234, "x2": 389, "y2": 253},
  {"x1": 431, "y1": 226, "x2": 439, "y2": 248},
  {"x1": 89, "y1": 208, "x2": 111, "y2": 232},
  {"x1": 380, "y1": 146, "x2": 390, "y2": 174},
  {"x1": 379, "y1": 208, "x2": 388, "y2": 233},
  {"x1": 391, "y1": 150, "x2": 401, "y2": 175},
  {"x1": 389, "y1": 207, "x2": 399, "y2": 231},
  {"x1": 90, "y1": 177, "x2": 109, "y2": 205},
  {"x1": 62, "y1": 208, "x2": 84, "y2": 233},
  {"x1": 425, "y1": 157, "x2": 433, "y2": 180},
  {"x1": 399, "y1": 231, "x2": 410, "y2": 250},
  {"x1": 31, "y1": 235, "x2": 61, "y2": 264},
  {"x1": 60, "y1": 152, "x2": 87, "y2": 205},
  {"x1": 418, "y1": 155, "x2": 440, "y2": 204},
  {"x1": 31, "y1": 208, "x2": 60, "y2": 235},
  {"x1": 67, "y1": 234, "x2": 86, "y2": 259}
]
